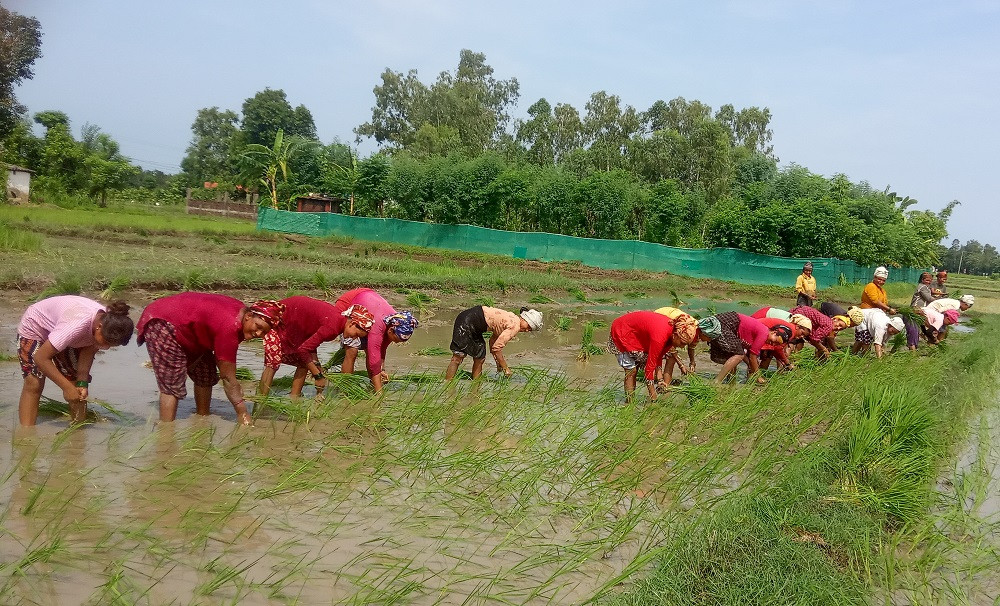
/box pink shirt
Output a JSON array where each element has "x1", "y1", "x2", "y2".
[
  {"x1": 137, "y1": 292, "x2": 245, "y2": 363},
  {"x1": 18, "y1": 295, "x2": 105, "y2": 352},
  {"x1": 482, "y1": 307, "x2": 522, "y2": 352},
  {"x1": 347, "y1": 288, "x2": 397, "y2": 376},
  {"x1": 735, "y1": 313, "x2": 769, "y2": 356}
]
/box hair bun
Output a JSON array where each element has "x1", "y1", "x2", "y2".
[{"x1": 106, "y1": 300, "x2": 131, "y2": 315}]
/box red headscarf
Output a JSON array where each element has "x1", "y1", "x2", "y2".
[{"x1": 248, "y1": 300, "x2": 286, "y2": 327}]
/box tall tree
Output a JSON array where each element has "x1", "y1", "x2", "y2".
[
  {"x1": 179, "y1": 107, "x2": 239, "y2": 186},
  {"x1": 582, "y1": 91, "x2": 640, "y2": 171},
  {"x1": 0, "y1": 7, "x2": 42, "y2": 139},
  {"x1": 241, "y1": 89, "x2": 316, "y2": 147},
  {"x1": 356, "y1": 49, "x2": 519, "y2": 156},
  {"x1": 515, "y1": 98, "x2": 556, "y2": 166}
]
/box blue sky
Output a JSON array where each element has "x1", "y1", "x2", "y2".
[{"x1": 8, "y1": 0, "x2": 999, "y2": 244}]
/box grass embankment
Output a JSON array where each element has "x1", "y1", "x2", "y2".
[
  {"x1": 0, "y1": 204, "x2": 914, "y2": 306},
  {"x1": 608, "y1": 319, "x2": 1000, "y2": 605}
]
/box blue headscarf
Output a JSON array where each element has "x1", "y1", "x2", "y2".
[
  {"x1": 384, "y1": 311, "x2": 419, "y2": 340},
  {"x1": 697, "y1": 316, "x2": 723, "y2": 340}
]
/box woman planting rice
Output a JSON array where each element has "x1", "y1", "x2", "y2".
[
  {"x1": 851, "y1": 307, "x2": 904, "y2": 358},
  {"x1": 445, "y1": 306, "x2": 542, "y2": 380},
  {"x1": 17, "y1": 296, "x2": 134, "y2": 426},
  {"x1": 653, "y1": 306, "x2": 700, "y2": 383},
  {"x1": 925, "y1": 294, "x2": 974, "y2": 342},
  {"x1": 339, "y1": 288, "x2": 419, "y2": 392},
  {"x1": 137, "y1": 293, "x2": 283, "y2": 425},
  {"x1": 257, "y1": 294, "x2": 374, "y2": 397},
  {"x1": 903, "y1": 272, "x2": 939, "y2": 348},
  {"x1": 755, "y1": 316, "x2": 798, "y2": 371},
  {"x1": 609, "y1": 311, "x2": 686, "y2": 402},
  {"x1": 788, "y1": 305, "x2": 836, "y2": 359},
  {"x1": 904, "y1": 307, "x2": 960, "y2": 350},
  {"x1": 817, "y1": 302, "x2": 864, "y2": 351},
  {"x1": 699, "y1": 312, "x2": 790, "y2": 385},
  {"x1": 861, "y1": 266, "x2": 897, "y2": 315}
]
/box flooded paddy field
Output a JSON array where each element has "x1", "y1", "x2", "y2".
[{"x1": 0, "y1": 289, "x2": 850, "y2": 604}]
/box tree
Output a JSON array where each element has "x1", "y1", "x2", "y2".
[
  {"x1": 241, "y1": 129, "x2": 315, "y2": 209},
  {"x1": 180, "y1": 107, "x2": 240, "y2": 186},
  {"x1": 241, "y1": 89, "x2": 316, "y2": 147},
  {"x1": 515, "y1": 98, "x2": 556, "y2": 166},
  {"x1": 582, "y1": 91, "x2": 640, "y2": 171},
  {"x1": 356, "y1": 49, "x2": 519, "y2": 156},
  {"x1": 0, "y1": 7, "x2": 42, "y2": 139}
]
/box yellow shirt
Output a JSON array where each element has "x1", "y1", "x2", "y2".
[
  {"x1": 654, "y1": 306, "x2": 685, "y2": 319},
  {"x1": 860, "y1": 283, "x2": 887, "y2": 309},
  {"x1": 795, "y1": 274, "x2": 817, "y2": 296}
]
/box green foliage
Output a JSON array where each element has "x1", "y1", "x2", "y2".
[{"x1": 0, "y1": 6, "x2": 43, "y2": 138}]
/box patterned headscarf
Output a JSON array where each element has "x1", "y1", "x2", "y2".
[
  {"x1": 847, "y1": 306, "x2": 865, "y2": 327},
  {"x1": 672, "y1": 314, "x2": 699, "y2": 345},
  {"x1": 342, "y1": 304, "x2": 374, "y2": 331},
  {"x1": 771, "y1": 324, "x2": 793, "y2": 344},
  {"x1": 384, "y1": 311, "x2": 419, "y2": 340},
  {"x1": 249, "y1": 299, "x2": 285, "y2": 327},
  {"x1": 697, "y1": 316, "x2": 723, "y2": 340}
]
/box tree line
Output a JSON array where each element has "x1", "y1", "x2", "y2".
[
  {"x1": 939, "y1": 240, "x2": 1000, "y2": 277},
  {"x1": 0, "y1": 11, "x2": 970, "y2": 269}
]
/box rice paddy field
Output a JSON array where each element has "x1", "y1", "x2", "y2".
[{"x1": 2, "y1": 203, "x2": 1000, "y2": 605}]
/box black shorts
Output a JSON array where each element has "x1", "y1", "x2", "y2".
[{"x1": 450, "y1": 306, "x2": 489, "y2": 359}]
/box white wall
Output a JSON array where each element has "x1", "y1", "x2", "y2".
[{"x1": 7, "y1": 169, "x2": 31, "y2": 196}]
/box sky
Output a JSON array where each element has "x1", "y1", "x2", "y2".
[{"x1": 7, "y1": 0, "x2": 1000, "y2": 244}]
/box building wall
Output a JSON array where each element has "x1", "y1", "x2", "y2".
[{"x1": 7, "y1": 170, "x2": 31, "y2": 196}]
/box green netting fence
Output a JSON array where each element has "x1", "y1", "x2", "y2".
[{"x1": 257, "y1": 208, "x2": 926, "y2": 287}]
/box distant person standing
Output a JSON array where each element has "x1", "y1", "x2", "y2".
[
  {"x1": 794, "y1": 262, "x2": 818, "y2": 307},
  {"x1": 932, "y1": 270, "x2": 949, "y2": 298}
]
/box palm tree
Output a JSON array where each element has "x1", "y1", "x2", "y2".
[{"x1": 241, "y1": 129, "x2": 310, "y2": 209}]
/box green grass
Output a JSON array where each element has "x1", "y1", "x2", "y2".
[{"x1": 0, "y1": 221, "x2": 43, "y2": 251}]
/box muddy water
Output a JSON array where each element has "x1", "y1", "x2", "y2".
[{"x1": 0, "y1": 290, "x2": 774, "y2": 604}]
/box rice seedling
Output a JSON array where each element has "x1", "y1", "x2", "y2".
[
  {"x1": 99, "y1": 275, "x2": 130, "y2": 300},
  {"x1": 312, "y1": 270, "x2": 330, "y2": 291},
  {"x1": 556, "y1": 316, "x2": 572, "y2": 331},
  {"x1": 529, "y1": 294, "x2": 555, "y2": 304},
  {"x1": 569, "y1": 287, "x2": 588, "y2": 302},
  {"x1": 0, "y1": 353, "x2": 16, "y2": 362},
  {"x1": 416, "y1": 347, "x2": 450, "y2": 356},
  {"x1": 235, "y1": 366, "x2": 256, "y2": 380},
  {"x1": 578, "y1": 321, "x2": 605, "y2": 360},
  {"x1": 670, "y1": 290, "x2": 686, "y2": 307},
  {"x1": 405, "y1": 291, "x2": 438, "y2": 311},
  {"x1": 625, "y1": 291, "x2": 648, "y2": 299}
]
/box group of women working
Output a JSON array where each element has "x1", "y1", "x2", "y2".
[
  {"x1": 13, "y1": 264, "x2": 976, "y2": 426},
  {"x1": 607, "y1": 264, "x2": 975, "y2": 401}
]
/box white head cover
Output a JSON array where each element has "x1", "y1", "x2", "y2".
[
  {"x1": 520, "y1": 309, "x2": 543, "y2": 331},
  {"x1": 888, "y1": 317, "x2": 905, "y2": 333},
  {"x1": 874, "y1": 266, "x2": 889, "y2": 279},
  {"x1": 960, "y1": 294, "x2": 975, "y2": 306}
]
